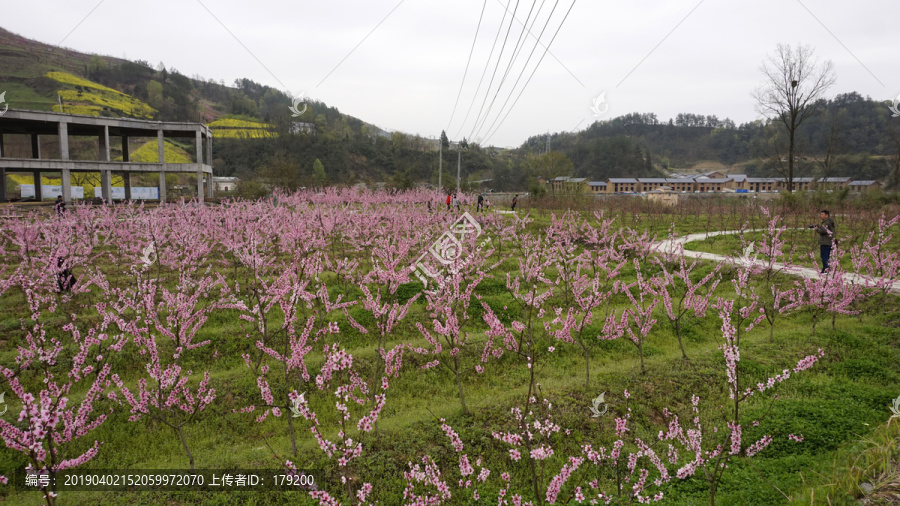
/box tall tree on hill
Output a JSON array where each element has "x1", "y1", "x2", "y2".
[
  {"x1": 890, "y1": 122, "x2": 900, "y2": 189},
  {"x1": 753, "y1": 43, "x2": 836, "y2": 192}
]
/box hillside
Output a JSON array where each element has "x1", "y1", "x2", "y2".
[{"x1": 0, "y1": 26, "x2": 897, "y2": 191}]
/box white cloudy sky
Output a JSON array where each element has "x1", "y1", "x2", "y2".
[{"x1": 8, "y1": 0, "x2": 899, "y2": 147}]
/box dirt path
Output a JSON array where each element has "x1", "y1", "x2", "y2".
[{"x1": 652, "y1": 229, "x2": 900, "y2": 295}]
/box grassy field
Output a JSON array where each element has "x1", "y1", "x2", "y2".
[{"x1": 0, "y1": 198, "x2": 899, "y2": 505}]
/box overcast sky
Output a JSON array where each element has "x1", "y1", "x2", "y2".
[{"x1": 8, "y1": 0, "x2": 899, "y2": 147}]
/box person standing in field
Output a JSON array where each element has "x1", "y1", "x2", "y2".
[
  {"x1": 55, "y1": 195, "x2": 66, "y2": 217},
  {"x1": 511, "y1": 194, "x2": 518, "y2": 211},
  {"x1": 810, "y1": 210, "x2": 835, "y2": 273},
  {"x1": 446, "y1": 193, "x2": 452, "y2": 211},
  {"x1": 485, "y1": 197, "x2": 490, "y2": 211},
  {"x1": 452, "y1": 193, "x2": 460, "y2": 211},
  {"x1": 476, "y1": 193, "x2": 484, "y2": 212}
]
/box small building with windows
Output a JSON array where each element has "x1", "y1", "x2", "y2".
[
  {"x1": 608, "y1": 178, "x2": 638, "y2": 193},
  {"x1": 747, "y1": 178, "x2": 779, "y2": 192},
  {"x1": 588, "y1": 181, "x2": 607, "y2": 193},
  {"x1": 637, "y1": 178, "x2": 667, "y2": 192},
  {"x1": 848, "y1": 180, "x2": 879, "y2": 193}
]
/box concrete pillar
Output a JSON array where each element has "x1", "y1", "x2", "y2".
[
  {"x1": 122, "y1": 136, "x2": 129, "y2": 161},
  {"x1": 206, "y1": 131, "x2": 212, "y2": 166},
  {"x1": 158, "y1": 171, "x2": 166, "y2": 203},
  {"x1": 0, "y1": 132, "x2": 4, "y2": 157},
  {"x1": 58, "y1": 122, "x2": 69, "y2": 160},
  {"x1": 61, "y1": 168, "x2": 71, "y2": 204},
  {"x1": 31, "y1": 134, "x2": 40, "y2": 159},
  {"x1": 197, "y1": 169, "x2": 204, "y2": 203},
  {"x1": 123, "y1": 172, "x2": 131, "y2": 201},
  {"x1": 195, "y1": 130, "x2": 202, "y2": 164},
  {"x1": 99, "y1": 126, "x2": 110, "y2": 162},
  {"x1": 157, "y1": 129, "x2": 165, "y2": 204},
  {"x1": 207, "y1": 173, "x2": 214, "y2": 198},
  {"x1": 0, "y1": 168, "x2": 6, "y2": 202},
  {"x1": 33, "y1": 172, "x2": 42, "y2": 200},
  {"x1": 100, "y1": 170, "x2": 111, "y2": 202},
  {"x1": 157, "y1": 130, "x2": 164, "y2": 163}
]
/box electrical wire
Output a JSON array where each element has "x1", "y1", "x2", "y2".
[{"x1": 446, "y1": 0, "x2": 489, "y2": 133}]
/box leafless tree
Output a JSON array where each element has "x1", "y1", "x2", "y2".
[{"x1": 753, "y1": 44, "x2": 836, "y2": 192}]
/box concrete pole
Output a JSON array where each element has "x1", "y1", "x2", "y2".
[
  {"x1": 33, "y1": 172, "x2": 42, "y2": 201},
  {"x1": 99, "y1": 126, "x2": 110, "y2": 161},
  {"x1": 207, "y1": 173, "x2": 213, "y2": 198},
  {"x1": 197, "y1": 169, "x2": 204, "y2": 203},
  {"x1": 438, "y1": 140, "x2": 442, "y2": 190},
  {"x1": 123, "y1": 172, "x2": 132, "y2": 201},
  {"x1": 456, "y1": 146, "x2": 461, "y2": 192},
  {"x1": 206, "y1": 130, "x2": 212, "y2": 166},
  {"x1": 99, "y1": 126, "x2": 111, "y2": 202},
  {"x1": 59, "y1": 121, "x2": 71, "y2": 204},
  {"x1": 195, "y1": 130, "x2": 202, "y2": 164},
  {"x1": 0, "y1": 169, "x2": 6, "y2": 202},
  {"x1": 61, "y1": 168, "x2": 71, "y2": 204},
  {"x1": 157, "y1": 130, "x2": 166, "y2": 203},
  {"x1": 122, "y1": 136, "x2": 130, "y2": 161},
  {"x1": 100, "y1": 170, "x2": 111, "y2": 202},
  {"x1": 31, "y1": 134, "x2": 40, "y2": 159},
  {"x1": 58, "y1": 122, "x2": 69, "y2": 160}
]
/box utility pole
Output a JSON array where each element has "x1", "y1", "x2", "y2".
[
  {"x1": 456, "y1": 144, "x2": 461, "y2": 192},
  {"x1": 438, "y1": 139, "x2": 442, "y2": 191}
]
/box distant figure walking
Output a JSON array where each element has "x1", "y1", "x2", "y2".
[
  {"x1": 452, "y1": 193, "x2": 460, "y2": 211},
  {"x1": 476, "y1": 193, "x2": 484, "y2": 212},
  {"x1": 55, "y1": 195, "x2": 66, "y2": 217},
  {"x1": 446, "y1": 193, "x2": 452, "y2": 211},
  {"x1": 810, "y1": 210, "x2": 836, "y2": 273},
  {"x1": 427, "y1": 200, "x2": 432, "y2": 213},
  {"x1": 484, "y1": 197, "x2": 491, "y2": 212},
  {"x1": 511, "y1": 194, "x2": 519, "y2": 212}
]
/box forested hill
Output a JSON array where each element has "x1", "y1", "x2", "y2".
[
  {"x1": 0, "y1": 26, "x2": 898, "y2": 190},
  {"x1": 525, "y1": 94, "x2": 899, "y2": 181},
  {"x1": 0, "y1": 27, "x2": 382, "y2": 136}
]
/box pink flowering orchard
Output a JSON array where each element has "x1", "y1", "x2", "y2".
[{"x1": 0, "y1": 189, "x2": 895, "y2": 505}]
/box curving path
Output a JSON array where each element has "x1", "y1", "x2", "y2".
[{"x1": 652, "y1": 229, "x2": 900, "y2": 295}]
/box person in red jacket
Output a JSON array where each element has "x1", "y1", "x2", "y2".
[{"x1": 446, "y1": 193, "x2": 452, "y2": 211}]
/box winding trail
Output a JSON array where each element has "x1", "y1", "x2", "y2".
[{"x1": 652, "y1": 229, "x2": 900, "y2": 295}]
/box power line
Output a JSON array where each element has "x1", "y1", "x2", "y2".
[
  {"x1": 469, "y1": 0, "x2": 544, "y2": 140},
  {"x1": 482, "y1": 0, "x2": 577, "y2": 145},
  {"x1": 472, "y1": 0, "x2": 556, "y2": 141},
  {"x1": 446, "y1": 0, "x2": 489, "y2": 132},
  {"x1": 452, "y1": 0, "x2": 513, "y2": 139},
  {"x1": 466, "y1": 0, "x2": 523, "y2": 141}
]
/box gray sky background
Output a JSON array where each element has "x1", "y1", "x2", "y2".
[{"x1": 8, "y1": 0, "x2": 899, "y2": 147}]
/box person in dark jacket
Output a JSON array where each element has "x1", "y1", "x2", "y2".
[
  {"x1": 476, "y1": 193, "x2": 484, "y2": 212},
  {"x1": 55, "y1": 196, "x2": 66, "y2": 217},
  {"x1": 810, "y1": 210, "x2": 835, "y2": 273},
  {"x1": 511, "y1": 194, "x2": 518, "y2": 211}
]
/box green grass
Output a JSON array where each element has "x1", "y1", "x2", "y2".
[{"x1": 1, "y1": 208, "x2": 899, "y2": 504}]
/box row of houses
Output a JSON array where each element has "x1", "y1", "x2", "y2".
[{"x1": 546, "y1": 172, "x2": 880, "y2": 195}]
